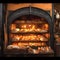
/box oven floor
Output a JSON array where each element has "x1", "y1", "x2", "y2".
[{"x1": 3, "y1": 53, "x2": 54, "y2": 57}]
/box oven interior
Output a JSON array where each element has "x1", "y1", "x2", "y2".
[{"x1": 5, "y1": 14, "x2": 53, "y2": 54}]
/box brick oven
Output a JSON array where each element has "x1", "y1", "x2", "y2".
[{"x1": 3, "y1": 3, "x2": 54, "y2": 57}]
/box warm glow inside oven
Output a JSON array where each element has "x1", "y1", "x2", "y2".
[{"x1": 6, "y1": 15, "x2": 53, "y2": 54}]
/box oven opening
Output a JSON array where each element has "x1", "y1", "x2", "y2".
[{"x1": 6, "y1": 15, "x2": 53, "y2": 54}]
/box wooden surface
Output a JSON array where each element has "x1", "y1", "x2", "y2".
[{"x1": 7, "y1": 3, "x2": 52, "y2": 16}]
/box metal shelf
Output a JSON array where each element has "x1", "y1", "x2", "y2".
[
  {"x1": 14, "y1": 21, "x2": 47, "y2": 24},
  {"x1": 10, "y1": 31, "x2": 49, "y2": 34},
  {"x1": 11, "y1": 40, "x2": 48, "y2": 43}
]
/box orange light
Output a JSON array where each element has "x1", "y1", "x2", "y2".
[
  {"x1": 38, "y1": 47, "x2": 41, "y2": 50},
  {"x1": 28, "y1": 25, "x2": 31, "y2": 27},
  {"x1": 15, "y1": 28, "x2": 20, "y2": 32},
  {"x1": 12, "y1": 43, "x2": 17, "y2": 46},
  {"x1": 42, "y1": 24, "x2": 48, "y2": 30},
  {"x1": 15, "y1": 35, "x2": 20, "y2": 40},
  {"x1": 10, "y1": 24, "x2": 16, "y2": 30},
  {"x1": 17, "y1": 37, "x2": 20, "y2": 40},
  {"x1": 44, "y1": 24, "x2": 48, "y2": 30},
  {"x1": 42, "y1": 43, "x2": 46, "y2": 46},
  {"x1": 32, "y1": 25, "x2": 35, "y2": 29},
  {"x1": 37, "y1": 29, "x2": 40, "y2": 31},
  {"x1": 45, "y1": 34, "x2": 50, "y2": 38},
  {"x1": 33, "y1": 49, "x2": 39, "y2": 54},
  {"x1": 23, "y1": 25, "x2": 26, "y2": 28},
  {"x1": 40, "y1": 37, "x2": 43, "y2": 41},
  {"x1": 46, "y1": 47, "x2": 49, "y2": 52}
]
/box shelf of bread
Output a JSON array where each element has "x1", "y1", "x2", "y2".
[
  {"x1": 10, "y1": 34, "x2": 49, "y2": 42},
  {"x1": 7, "y1": 44, "x2": 53, "y2": 54},
  {"x1": 10, "y1": 23, "x2": 49, "y2": 33},
  {"x1": 7, "y1": 42, "x2": 47, "y2": 49},
  {"x1": 10, "y1": 28, "x2": 48, "y2": 33}
]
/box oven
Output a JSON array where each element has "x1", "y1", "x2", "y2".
[{"x1": 4, "y1": 5, "x2": 54, "y2": 57}]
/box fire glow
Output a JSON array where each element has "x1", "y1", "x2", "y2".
[
  {"x1": 10, "y1": 23, "x2": 48, "y2": 32},
  {"x1": 11, "y1": 34, "x2": 48, "y2": 41},
  {"x1": 8, "y1": 18, "x2": 52, "y2": 54}
]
